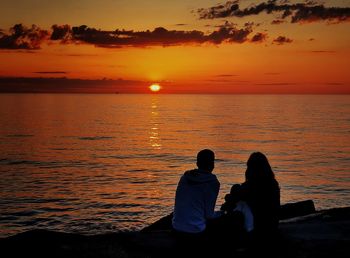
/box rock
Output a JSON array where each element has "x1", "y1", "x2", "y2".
[
  {"x1": 141, "y1": 200, "x2": 317, "y2": 232},
  {"x1": 279, "y1": 200, "x2": 316, "y2": 220},
  {"x1": 278, "y1": 207, "x2": 350, "y2": 258},
  {"x1": 1, "y1": 207, "x2": 349, "y2": 258}
]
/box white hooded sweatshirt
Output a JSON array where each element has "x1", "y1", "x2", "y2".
[{"x1": 172, "y1": 169, "x2": 220, "y2": 233}]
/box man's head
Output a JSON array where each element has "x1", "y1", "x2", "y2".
[{"x1": 196, "y1": 149, "x2": 215, "y2": 172}]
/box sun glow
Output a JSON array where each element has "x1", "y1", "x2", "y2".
[{"x1": 149, "y1": 84, "x2": 161, "y2": 92}]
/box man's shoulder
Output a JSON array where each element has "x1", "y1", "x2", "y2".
[
  {"x1": 179, "y1": 169, "x2": 220, "y2": 185},
  {"x1": 206, "y1": 174, "x2": 220, "y2": 188}
]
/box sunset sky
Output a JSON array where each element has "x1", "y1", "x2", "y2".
[{"x1": 0, "y1": 0, "x2": 350, "y2": 93}]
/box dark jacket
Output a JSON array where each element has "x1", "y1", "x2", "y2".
[
  {"x1": 221, "y1": 180, "x2": 280, "y2": 234},
  {"x1": 172, "y1": 169, "x2": 220, "y2": 233}
]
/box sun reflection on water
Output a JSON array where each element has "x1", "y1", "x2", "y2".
[{"x1": 149, "y1": 97, "x2": 162, "y2": 149}]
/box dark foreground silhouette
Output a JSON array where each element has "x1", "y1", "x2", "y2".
[
  {"x1": 142, "y1": 199, "x2": 315, "y2": 232},
  {"x1": 1, "y1": 203, "x2": 349, "y2": 258}
]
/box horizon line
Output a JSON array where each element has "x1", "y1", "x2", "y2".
[{"x1": 0, "y1": 92, "x2": 349, "y2": 95}]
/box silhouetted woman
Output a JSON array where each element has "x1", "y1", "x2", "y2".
[{"x1": 222, "y1": 152, "x2": 280, "y2": 237}]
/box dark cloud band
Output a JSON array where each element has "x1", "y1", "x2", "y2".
[
  {"x1": 198, "y1": 0, "x2": 350, "y2": 24},
  {"x1": 34, "y1": 71, "x2": 67, "y2": 74},
  {"x1": 0, "y1": 23, "x2": 260, "y2": 50},
  {"x1": 60, "y1": 24, "x2": 254, "y2": 47}
]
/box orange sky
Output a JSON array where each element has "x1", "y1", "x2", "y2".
[{"x1": 0, "y1": 0, "x2": 349, "y2": 93}]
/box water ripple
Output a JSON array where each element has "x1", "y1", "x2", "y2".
[
  {"x1": 78, "y1": 136, "x2": 115, "y2": 140},
  {"x1": 0, "y1": 94, "x2": 349, "y2": 237},
  {"x1": 6, "y1": 134, "x2": 34, "y2": 138}
]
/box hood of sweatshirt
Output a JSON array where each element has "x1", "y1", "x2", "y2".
[{"x1": 183, "y1": 169, "x2": 217, "y2": 185}]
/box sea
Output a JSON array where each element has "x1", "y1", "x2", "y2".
[{"x1": 0, "y1": 94, "x2": 349, "y2": 238}]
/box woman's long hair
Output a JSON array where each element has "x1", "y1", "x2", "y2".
[
  {"x1": 244, "y1": 152, "x2": 280, "y2": 233},
  {"x1": 245, "y1": 152, "x2": 276, "y2": 184}
]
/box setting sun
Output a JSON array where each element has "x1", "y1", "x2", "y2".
[{"x1": 149, "y1": 84, "x2": 161, "y2": 92}]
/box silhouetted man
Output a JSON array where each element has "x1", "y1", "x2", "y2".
[{"x1": 172, "y1": 149, "x2": 220, "y2": 233}]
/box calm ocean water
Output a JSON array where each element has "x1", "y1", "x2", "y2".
[{"x1": 0, "y1": 94, "x2": 349, "y2": 237}]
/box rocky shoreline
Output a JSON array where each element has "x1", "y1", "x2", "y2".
[{"x1": 1, "y1": 206, "x2": 349, "y2": 258}]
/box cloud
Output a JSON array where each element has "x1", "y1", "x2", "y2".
[
  {"x1": 198, "y1": 0, "x2": 350, "y2": 24},
  {"x1": 256, "y1": 82, "x2": 297, "y2": 85},
  {"x1": 205, "y1": 79, "x2": 248, "y2": 83},
  {"x1": 0, "y1": 77, "x2": 148, "y2": 93},
  {"x1": 34, "y1": 71, "x2": 67, "y2": 74},
  {"x1": 273, "y1": 36, "x2": 293, "y2": 44},
  {"x1": 206, "y1": 23, "x2": 253, "y2": 43},
  {"x1": 0, "y1": 23, "x2": 258, "y2": 50},
  {"x1": 67, "y1": 24, "x2": 253, "y2": 47},
  {"x1": 50, "y1": 24, "x2": 72, "y2": 43},
  {"x1": 264, "y1": 72, "x2": 281, "y2": 75},
  {"x1": 0, "y1": 49, "x2": 37, "y2": 54},
  {"x1": 310, "y1": 50, "x2": 335, "y2": 53},
  {"x1": 214, "y1": 74, "x2": 238, "y2": 77},
  {"x1": 0, "y1": 24, "x2": 48, "y2": 49},
  {"x1": 326, "y1": 82, "x2": 344, "y2": 85},
  {"x1": 271, "y1": 19, "x2": 285, "y2": 25},
  {"x1": 251, "y1": 32, "x2": 268, "y2": 42},
  {"x1": 62, "y1": 54, "x2": 99, "y2": 57}
]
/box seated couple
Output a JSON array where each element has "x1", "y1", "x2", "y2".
[{"x1": 172, "y1": 149, "x2": 280, "y2": 239}]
